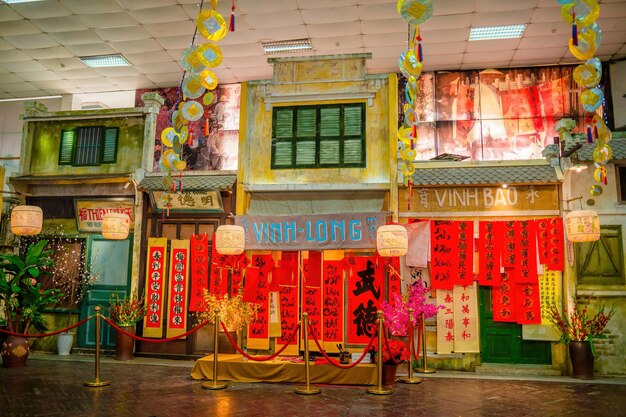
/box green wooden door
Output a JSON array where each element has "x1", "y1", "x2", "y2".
[
  {"x1": 479, "y1": 286, "x2": 551, "y2": 364},
  {"x1": 78, "y1": 236, "x2": 132, "y2": 349}
]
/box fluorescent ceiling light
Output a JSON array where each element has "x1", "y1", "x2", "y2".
[
  {"x1": 262, "y1": 38, "x2": 312, "y2": 54},
  {"x1": 469, "y1": 24, "x2": 526, "y2": 41},
  {"x1": 2, "y1": 0, "x2": 44, "y2": 3},
  {"x1": 80, "y1": 54, "x2": 131, "y2": 68}
]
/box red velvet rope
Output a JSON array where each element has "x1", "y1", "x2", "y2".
[
  {"x1": 0, "y1": 316, "x2": 93, "y2": 338},
  {"x1": 381, "y1": 329, "x2": 400, "y2": 365},
  {"x1": 220, "y1": 321, "x2": 299, "y2": 361},
  {"x1": 308, "y1": 323, "x2": 376, "y2": 369},
  {"x1": 413, "y1": 317, "x2": 422, "y2": 361},
  {"x1": 102, "y1": 317, "x2": 211, "y2": 343}
]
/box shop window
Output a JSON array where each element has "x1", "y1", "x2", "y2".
[
  {"x1": 271, "y1": 103, "x2": 365, "y2": 169},
  {"x1": 58, "y1": 126, "x2": 119, "y2": 166},
  {"x1": 617, "y1": 165, "x2": 626, "y2": 202},
  {"x1": 576, "y1": 225, "x2": 625, "y2": 285}
]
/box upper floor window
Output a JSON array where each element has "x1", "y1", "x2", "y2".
[
  {"x1": 271, "y1": 104, "x2": 365, "y2": 169},
  {"x1": 617, "y1": 165, "x2": 626, "y2": 202},
  {"x1": 58, "y1": 126, "x2": 119, "y2": 166},
  {"x1": 576, "y1": 225, "x2": 625, "y2": 286}
]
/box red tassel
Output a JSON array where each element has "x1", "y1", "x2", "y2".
[
  {"x1": 412, "y1": 124, "x2": 417, "y2": 138},
  {"x1": 188, "y1": 131, "x2": 193, "y2": 146},
  {"x1": 586, "y1": 125, "x2": 593, "y2": 143},
  {"x1": 594, "y1": 125, "x2": 599, "y2": 139},
  {"x1": 229, "y1": 1, "x2": 235, "y2": 32},
  {"x1": 204, "y1": 118, "x2": 209, "y2": 136},
  {"x1": 410, "y1": 139, "x2": 414, "y2": 150},
  {"x1": 418, "y1": 43, "x2": 423, "y2": 62},
  {"x1": 572, "y1": 12, "x2": 578, "y2": 46},
  {"x1": 416, "y1": 27, "x2": 422, "y2": 42}
]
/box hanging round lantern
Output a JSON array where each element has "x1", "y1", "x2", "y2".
[
  {"x1": 376, "y1": 225, "x2": 408, "y2": 257},
  {"x1": 215, "y1": 225, "x2": 245, "y2": 255},
  {"x1": 101, "y1": 213, "x2": 130, "y2": 240},
  {"x1": 10, "y1": 205, "x2": 43, "y2": 236},
  {"x1": 565, "y1": 210, "x2": 600, "y2": 243}
]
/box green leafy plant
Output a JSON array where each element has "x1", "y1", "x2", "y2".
[
  {"x1": 108, "y1": 290, "x2": 147, "y2": 327},
  {"x1": 0, "y1": 240, "x2": 63, "y2": 334}
]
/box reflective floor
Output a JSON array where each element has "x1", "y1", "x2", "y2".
[{"x1": 1, "y1": 355, "x2": 625, "y2": 417}]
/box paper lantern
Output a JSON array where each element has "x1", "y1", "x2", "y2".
[
  {"x1": 565, "y1": 210, "x2": 600, "y2": 242},
  {"x1": 10, "y1": 205, "x2": 43, "y2": 236},
  {"x1": 102, "y1": 213, "x2": 130, "y2": 240},
  {"x1": 376, "y1": 225, "x2": 408, "y2": 257},
  {"x1": 215, "y1": 225, "x2": 245, "y2": 255}
]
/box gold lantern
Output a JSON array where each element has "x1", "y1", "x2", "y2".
[
  {"x1": 565, "y1": 210, "x2": 600, "y2": 243},
  {"x1": 10, "y1": 205, "x2": 43, "y2": 236},
  {"x1": 376, "y1": 224, "x2": 408, "y2": 257},
  {"x1": 215, "y1": 225, "x2": 245, "y2": 255},
  {"x1": 101, "y1": 212, "x2": 130, "y2": 240}
]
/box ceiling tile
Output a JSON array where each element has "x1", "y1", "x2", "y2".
[
  {"x1": 96, "y1": 26, "x2": 152, "y2": 42},
  {"x1": 367, "y1": 45, "x2": 404, "y2": 59},
  {"x1": 0, "y1": 49, "x2": 32, "y2": 62},
  {"x1": 12, "y1": 89, "x2": 49, "y2": 98},
  {"x1": 597, "y1": 43, "x2": 626, "y2": 57},
  {"x1": 598, "y1": 17, "x2": 626, "y2": 32},
  {"x1": 239, "y1": 0, "x2": 298, "y2": 14},
  {"x1": 0, "y1": 81, "x2": 39, "y2": 93},
  {"x1": 60, "y1": 0, "x2": 125, "y2": 14},
  {"x1": 154, "y1": 35, "x2": 192, "y2": 50},
  {"x1": 518, "y1": 34, "x2": 568, "y2": 49},
  {"x1": 48, "y1": 30, "x2": 105, "y2": 45},
  {"x1": 60, "y1": 67, "x2": 101, "y2": 79},
  {"x1": 432, "y1": 0, "x2": 475, "y2": 16},
  {"x1": 146, "y1": 71, "x2": 185, "y2": 84},
  {"x1": 420, "y1": 54, "x2": 464, "y2": 69},
  {"x1": 111, "y1": 39, "x2": 163, "y2": 54},
  {"x1": 463, "y1": 50, "x2": 515, "y2": 64},
  {"x1": 472, "y1": 10, "x2": 534, "y2": 27},
  {"x1": 135, "y1": 61, "x2": 182, "y2": 74},
  {"x1": 106, "y1": 75, "x2": 152, "y2": 88},
  {"x1": 4, "y1": 33, "x2": 59, "y2": 49},
  {"x1": 229, "y1": 65, "x2": 273, "y2": 81},
  {"x1": 257, "y1": 25, "x2": 308, "y2": 41},
  {"x1": 78, "y1": 12, "x2": 140, "y2": 29},
  {"x1": 0, "y1": 5, "x2": 22, "y2": 22},
  {"x1": 31, "y1": 16, "x2": 88, "y2": 33},
  {"x1": 0, "y1": 38, "x2": 14, "y2": 51},
  {"x1": 39, "y1": 57, "x2": 88, "y2": 72},
  {"x1": 421, "y1": 28, "x2": 470, "y2": 44},
  {"x1": 118, "y1": 0, "x2": 180, "y2": 10},
  {"x1": 313, "y1": 35, "x2": 363, "y2": 50},
  {"x1": 217, "y1": 29, "x2": 261, "y2": 46},
  {"x1": 296, "y1": 0, "x2": 357, "y2": 9},
  {"x1": 143, "y1": 20, "x2": 195, "y2": 37},
  {"x1": 220, "y1": 43, "x2": 265, "y2": 58},
  {"x1": 357, "y1": 4, "x2": 401, "y2": 20},
  {"x1": 362, "y1": 32, "x2": 406, "y2": 48},
  {"x1": 529, "y1": 7, "x2": 563, "y2": 23},
  {"x1": 0, "y1": 73, "x2": 25, "y2": 84},
  {"x1": 301, "y1": 7, "x2": 358, "y2": 25},
  {"x1": 0, "y1": 20, "x2": 42, "y2": 37},
  {"x1": 129, "y1": 6, "x2": 190, "y2": 24},
  {"x1": 460, "y1": 61, "x2": 511, "y2": 70},
  {"x1": 64, "y1": 43, "x2": 118, "y2": 56},
  {"x1": 426, "y1": 14, "x2": 473, "y2": 31},
  {"x1": 31, "y1": 79, "x2": 77, "y2": 90},
  {"x1": 512, "y1": 46, "x2": 566, "y2": 61},
  {"x1": 166, "y1": 48, "x2": 185, "y2": 61},
  {"x1": 360, "y1": 18, "x2": 406, "y2": 35},
  {"x1": 602, "y1": 31, "x2": 626, "y2": 44},
  {"x1": 16, "y1": 70, "x2": 63, "y2": 82},
  {"x1": 125, "y1": 50, "x2": 174, "y2": 65},
  {"x1": 243, "y1": 10, "x2": 303, "y2": 30},
  {"x1": 424, "y1": 41, "x2": 466, "y2": 56},
  {"x1": 8, "y1": 0, "x2": 73, "y2": 19},
  {"x1": 307, "y1": 21, "x2": 361, "y2": 38},
  {"x1": 598, "y1": 3, "x2": 626, "y2": 18},
  {"x1": 1, "y1": 60, "x2": 47, "y2": 73},
  {"x1": 466, "y1": 39, "x2": 520, "y2": 53},
  {"x1": 476, "y1": 0, "x2": 536, "y2": 13},
  {"x1": 523, "y1": 22, "x2": 568, "y2": 37},
  {"x1": 222, "y1": 55, "x2": 268, "y2": 69}
]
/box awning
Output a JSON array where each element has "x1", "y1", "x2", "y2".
[
  {"x1": 247, "y1": 190, "x2": 386, "y2": 215},
  {"x1": 410, "y1": 163, "x2": 560, "y2": 187},
  {"x1": 138, "y1": 175, "x2": 236, "y2": 191}
]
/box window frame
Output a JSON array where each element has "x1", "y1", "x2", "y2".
[
  {"x1": 58, "y1": 126, "x2": 119, "y2": 167},
  {"x1": 575, "y1": 224, "x2": 625, "y2": 286}
]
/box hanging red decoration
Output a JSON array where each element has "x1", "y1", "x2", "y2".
[
  {"x1": 572, "y1": 12, "x2": 578, "y2": 46},
  {"x1": 229, "y1": 0, "x2": 235, "y2": 32}
]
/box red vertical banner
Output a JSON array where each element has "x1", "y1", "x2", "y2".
[
  {"x1": 277, "y1": 284, "x2": 299, "y2": 354},
  {"x1": 513, "y1": 220, "x2": 537, "y2": 284},
  {"x1": 385, "y1": 257, "x2": 402, "y2": 299},
  {"x1": 246, "y1": 255, "x2": 271, "y2": 349},
  {"x1": 536, "y1": 219, "x2": 550, "y2": 265},
  {"x1": 455, "y1": 221, "x2": 474, "y2": 286},
  {"x1": 347, "y1": 257, "x2": 382, "y2": 344},
  {"x1": 548, "y1": 218, "x2": 564, "y2": 271},
  {"x1": 501, "y1": 221, "x2": 516, "y2": 268},
  {"x1": 302, "y1": 285, "x2": 322, "y2": 349},
  {"x1": 322, "y1": 260, "x2": 344, "y2": 344},
  {"x1": 516, "y1": 283, "x2": 542, "y2": 324},
  {"x1": 143, "y1": 238, "x2": 168, "y2": 338},
  {"x1": 166, "y1": 240, "x2": 189, "y2": 339},
  {"x1": 492, "y1": 272, "x2": 517, "y2": 322},
  {"x1": 230, "y1": 268, "x2": 243, "y2": 297},
  {"x1": 189, "y1": 234, "x2": 209, "y2": 312},
  {"x1": 430, "y1": 220, "x2": 456, "y2": 289},
  {"x1": 304, "y1": 251, "x2": 322, "y2": 287},
  {"x1": 477, "y1": 221, "x2": 502, "y2": 286},
  {"x1": 243, "y1": 266, "x2": 259, "y2": 303}
]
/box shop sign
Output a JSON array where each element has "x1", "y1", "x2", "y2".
[
  {"x1": 74, "y1": 199, "x2": 134, "y2": 232},
  {"x1": 151, "y1": 190, "x2": 223, "y2": 212},
  {"x1": 236, "y1": 212, "x2": 385, "y2": 250}
]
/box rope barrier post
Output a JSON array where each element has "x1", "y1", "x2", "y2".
[
  {"x1": 84, "y1": 306, "x2": 110, "y2": 387},
  {"x1": 202, "y1": 308, "x2": 227, "y2": 390},
  {"x1": 399, "y1": 308, "x2": 422, "y2": 384},
  {"x1": 416, "y1": 312, "x2": 436, "y2": 374},
  {"x1": 295, "y1": 312, "x2": 320, "y2": 395},
  {"x1": 367, "y1": 311, "x2": 393, "y2": 395}
]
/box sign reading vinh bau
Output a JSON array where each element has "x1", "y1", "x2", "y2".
[
  {"x1": 75, "y1": 199, "x2": 134, "y2": 232},
  {"x1": 236, "y1": 212, "x2": 386, "y2": 250}
]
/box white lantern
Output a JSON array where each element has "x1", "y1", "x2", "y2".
[
  {"x1": 565, "y1": 210, "x2": 600, "y2": 243},
  {"x1": 215, "y1": 225, "x2": 245, "y2": 255},
  {"x1": 10, "y1": 205, "x2": 43, "y2": 236},
  {"x1": 101, "y1": 212, "x2": 130, "y2": 240},
  {"x1": 376, "y1": 224, "x2": 408, "y2": 257}
]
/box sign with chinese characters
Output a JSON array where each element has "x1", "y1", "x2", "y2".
[
  {"x1": 236, "y1": 212, "x2": 385, "y2": 251},
  {"x1": 436, "y1": 289, "x2": 455, "y2": 354},
  {"x1": 151, "y1": 190, "x2": 223, "y2": 212},
  {"x1": 166, "y1": 240, "x2": 189, "y2": 339},
  {"x1": 400, "y1": 185, "x2": 559, "y2": 213},
  {"x1": 452, "y1": 283, "x2": 479, "y2": 352},
  {"x1": 246, "y1": 255, "x2": 272, "y2": 350},
  {"x1": 539, "y1": 270, "x2": 562, "y2": 325},
  {"x1": 75, "y1": 199, "x2": 134, "y2": 232},
  {"x1": 189, "y1": 234, "x2": 209, "y2": 312},
  {"x1": 347, "y1": 257, "x2": 383, "y2": 344},
  {"x1": 143, "y1": 238, "x2": 168, "y2": 338},
  {"x1": 277, "y1": 284, "x2": 299, "y2": 356},
  {"x1": 322, "y1": 260, "x2": 344, "y2": 351}
]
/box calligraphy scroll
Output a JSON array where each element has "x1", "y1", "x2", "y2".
[
  {"x1": 492, "y1": 272, "x2": 516, "y2": 322},
  {"x1": 477, "y1": 221, "x2": 502, "y2": 286},
  {"x1": 455, "y1": 221, "x2": 474, "y2": 286},
  {"x1": 189, "y1": 233, "x2": 209, "y2": 312},
  {"x1": 453, "y1": 283, "x2": 480, "y2": 352},
  {"x1": 143, "y1": 238, "x2": 168, "y2": 338},
  {"x1": 230, "y1": 268, "x2": 243, "y2": 297},
  {"x1": 209, "y1": 234, "x2": 225, "y2": 297},
  {"x1": 385, "y1": 257, "x2": 402, "y2": 299},
  {"x1": 277, "y1": 284, "x2": 299, "y2": 356},
  {"x1": 513, "y1": 220, "x2": 537, "y2": 284},
  {"x1": 516, "y1": 283, "x2": 541, "y2": 324},
  {"x1": 436, "y1": 289, "x2": 455, "y2": 354},
  {"x1": 302, "y1": 284, "x2": 322, "y2": 351},
  {"x1": 501, "y1": 221, "x2": 516, "y2": 268},
  {"x1": 246, "y1": 255, "x2": 271, "y2": 349},
  {"x1": 166, "y1": 240, "x2": 189, "y2": 339},
  {"x1": 347, "y1": 257, "x2": 382, "y2": 344},
  {"x1": 430, "y1": 220, "x2": 455, "y2": 290},
  {"x1": 539, "y1": 270, "x2": 562, "y2": 325},
  {"x1": 243, "y1": 267, "x2": 259, "y2": 303},
  {"x1": 547, "y1": 218, "x2": 564, "y2": 271},
  {"x1": 268, "y1": 291, "x2": 281, "y2": 337},
  {"x1": 322, "y1": 260, "x2": 344, "y2": 351}
]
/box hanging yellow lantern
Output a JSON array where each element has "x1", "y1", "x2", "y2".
[
  {"x1": 376, "y1": 225, "x2": 408, "y2": 257},
  {"x1": 565, "y1": 210, "x2": 600, "y2": 242},
  {"x1": 215, "y1": 225, "x2": 245, "y2": 255},
  {"x1": 101, "y1": 213, "x2": 130, "y2": 240},
  {"x1": 10, "y1": 205, "x2": 43, "y2": 236}
]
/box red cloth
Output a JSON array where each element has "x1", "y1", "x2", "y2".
[
  {"x1": 548, "y1": 218, "x2": 564, "y2": 271},
  {"x1": 430, "y1": 220, "x2": 457, "y2": 290},
  {"x1": 347, "y1": 257, "x2": 382, "y2": 344},
  {"x1": 492, "y1": 272, "x2": 517, "y2": 322},
  {"x1": 455, "y1": 221, "x2": 474, "y2": 286},
  {"x1": 277, "y1": 285, "x2": 299, "y2": 346},
  {"x1": 516, "y1": 283, "x2": 542, "y2": 324},
  {"x1": 477, "y1": 221, "x2": 502, "y2": 286},
  {"x1": 512, "y1": 220, "x2": 538, "y2": 285},
  {"x1": 189, "y1": 234, "x2": 209, "y2": 311},
  {"x1": 322, "y1": 260, "x2": 344, "y2": 342},
  {"x1": 243, "y1": 267, "x2": 260, "y2": 303},
  {"x1": 304, "y1": 251, "x2": 322, "y2": 287}
]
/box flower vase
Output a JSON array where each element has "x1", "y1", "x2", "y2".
[
  {"x1": 382, "y1": 363, "x2": 398, "y2": 386},
  {"x1": 569, "y1": 341, "x2": 594, "y2": 380},
  {"x1": 115, "y1": 326, "x2": 136, "y2": 361},
  {"x1": 57, "y1": 332, "x2": 74, "y2": 356},
  {"x1": 1, "y1": 336, "x2": 30, "y2": 368}
]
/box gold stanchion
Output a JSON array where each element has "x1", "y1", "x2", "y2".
[
  {"x1": 398, "y1": 308, "x2": 422, "y2": 384},
  {"x1": 84, "y1": 306, "x2": 110, "y2": 387},
  {"x1": 415, "y1": 312, "x2": 436, "y2": 374},
  {"x1": 367, "y1": 311, "x2": 393, "y2": 395},
  {"x1": 202, "y1": 309, "x2": 227, "y2": 390},
  {"x1": 295, "y1": 312, "x2": 320, "y2": 395}
]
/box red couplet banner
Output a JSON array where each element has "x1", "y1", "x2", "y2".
[
  {"x1": 303, "y1": 285, "x2": 322, "y2": 341},
  {"x1": 347, "y1": 257, "x2": 383, "y2": 344},
  {"x1": 537, "y1": 218, "x2": 564, "y2": 271},
  {"x1": 166, "y1": 240, "x2": 189, "y2": 338},
  {"x1": 513, "y1": 220, "x2": 538, "y2": 284},
  {"x1": 230, "y1": 268, "x2": 243, "y2": 297},
  {"x1": 247, "y1": 255, "x2": 271, "y2": 340},
  {"x1": 189, "y1": 233, "x2": 209, "y2": 312},
  {"x1": 144, "y1": 238, "x2": 168, "y2": 338},
  {"x1": 477, "y1": 221, "x2": 502, "y2": 286},
  {"x1": 322, "y1": 260, "x2": 344, "y2": 342},
  {"x1": 492, "y1": 272, "x2": 517, "y2": 322},
  {"x1": 501, "y1": 221, "x2": 516, "y2": 268},
  {"x1": 430, "y1": 220, "x2": 457, "y2": 290},
  {"x1": 278, "y1": 285, "x2": 299, "y2": 346},
  {"x1": 455, "y1": 221, "x2": 474, "y2": 286},
  {"x1": 516, "y1": 283, "x2": 542, "y2": 324}
]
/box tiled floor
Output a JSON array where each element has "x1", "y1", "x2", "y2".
[{"x1": 1, "y1": 355, "x2": 625, "y2": 417}]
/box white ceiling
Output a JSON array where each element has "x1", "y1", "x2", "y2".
[{"x1": 0, "y1": 0, "x2": 625, "y2": 99}]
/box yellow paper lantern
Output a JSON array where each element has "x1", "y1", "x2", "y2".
[
  {"x1": 215, "y1": 225, "x2": 245, "y2": 255},
  {"x1": 565, "y1": 210, "x2": 600, "y2": 242},
  {"x1": 376, "y1": 225, "x2": 408, "y2": 257},
  {"x1": 10, "y1": 205, "x2": 43, "y2": 236},
  {"x1": 102, "y1": 213, "x2": 130, "y2": 240}
]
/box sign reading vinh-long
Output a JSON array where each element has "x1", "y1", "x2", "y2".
[{"x1": 235, "y1": 212, "x2": 385, "y2": 250}]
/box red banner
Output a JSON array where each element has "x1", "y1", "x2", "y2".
[
  {"x1": 247, "y1": 255, "x2": 270, "y2": 340},
  {"x1": 455, "y1": 221, "x2": 474, "y2": 286},
  {"x1": 516, "y1": 283, "x2": 542, "y2": 324},
  {"x1": 477, "y1": 221, "x2": 502, "y2": 286},
  {"x1": 277, "y1": 285, "x2": 299, "y2": 346},
  {"x1": 322, "y1": 260, "x2": 344, "y2": 342},
  {"x1": 243, "y1": 266, "x2": 259, "y2": 303},
  {"x1": 492, "y1": 272, "x2": 516, "y2": 322},
  {"x1": 513, "y1": 220, "x2": 537, "y2": 284},
  {"x1": 230, "y1": 268, "x2": 243, "y2": 297},
  {"x1": 536, "y1": 218, "x2": 550, "y2": 265},
  {"x1": 304, "y1": 251, "x2": 322, "y2": 287},
  {"x1": 501, "y1": 221, "x2": 516, "y2": 268},
  {"x1": 143, "y1": 238, "x2": 167, "y2": 338},
  {"x1": 166, "y1": 240, "x2": 189, "y2": 338},
  {"x1": 347, "y1": 257, "x2": 382, "y2": 344},
  {"x1": 430, "y1": 220, "x2": 456, "y2": 289},
  {"x1": 385, "y1": 257, "x2": 402, "y2": 299},
  {"x1": 303, "y1": 285, "x2": 322, "y2": 340},
  {"x1": 189, "y1": 234, "x2": 209, "y2": 311},
  {"x1": 547, "y1": 218, "x2": 564, "y2": 271}
]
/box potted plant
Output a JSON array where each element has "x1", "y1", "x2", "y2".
[
  {"x1": 108, "y1": 290, "x2": 147, "y2": 361},
  {"x1": 0, "y1": 240, "x2": 63, "y2": 367},
  {"x1": 381, "y1": 279, "x2": 442, "y2": 336},
  {"x1": 547, "y1": 302, "x2": 616, "y2": 380},
  {"x1": 371, "y1": 337, "x2": 410, "y2": 386}
]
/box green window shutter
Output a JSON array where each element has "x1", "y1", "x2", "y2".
[
  {"x1": 58, "y1": 129, "x2": 76, "y2": 165},
  {"x1": 296, "y1": 108, "x2": 316, "y2": 138},
  {"x1": 274, "y1": 108, "x2": 294, "y2": 139},
  {"x1": 343, "y1": 105, "x2": 363, "y2": 136},
  {"x1": 272, "y1": 142, "x2": 293, "y2": 167},
  {"x1": 295, "y1": 140, "x2": 316, "y2": 166},
  {"x1": 343, "y1": 138, "x2": 363, "y2": 164},
  {"x1": 102, "y1": 127, "x2": 119, "y2": 163},
  {"x1": 320, "y1": 139, "x2": 340, "y2": 165},
  {"x1": 320, "y1": 107, "x2": 340, "y2": 137},
  {"x1": 576, "y1": 225, "x2": 624, "y2": 285}
]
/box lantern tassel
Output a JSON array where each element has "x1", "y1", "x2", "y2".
[
  {"x1": 204, "y1": 118, "x2": 209, "y2": 136},
  {"x1": 418, "y1": 43, "x2": 423, "y2": 63},
  {"x1": 229, "y1": 1, "x2": 235, "y2": 32},
  {"x1": 188, "y1": 131, "x2": 193, "y2": 146},
  {"x1": 572, "y1": 12, "x2": 578, "y2": 46},
  {"x1": 416, "y1": 26, "x2": 422, "y2": 42},
  {"x1": 594, "y1": 125, "x2": 599, "y2": 139},
  {"x1": 586, "y1": 125, "x2": 593, "y2": 143}
]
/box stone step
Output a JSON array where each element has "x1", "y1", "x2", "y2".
[{"x1": 475, "y1": 363, "x2": 562, "y2": 376}]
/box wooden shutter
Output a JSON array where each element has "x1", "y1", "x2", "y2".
[
  {"x1": 102, "y1": 127, "x2": 119, "y2": 163},
  {"x1": 58, "y1": 129, "x2": 76, "y2": 165},
  {"x1": 343, "y1": 105, "x2": 364, "y2": 165},
  {"x1": 295, "y1": 108, "x2": 316, "y2": 166},
  {"x1": 320, "y1": 107, "x2": 340, "y2": 165},
  {"x1": 272, "y1": 108, "x2": 294, "y2": 167},
  {"x1": 576, "y1": 225, "x2": 624, "y2": 285}
]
